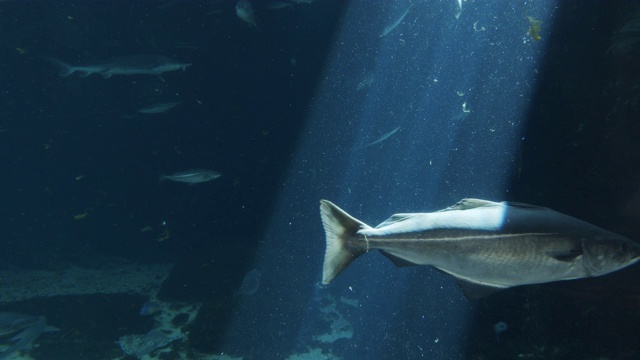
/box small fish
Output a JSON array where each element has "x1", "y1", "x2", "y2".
[
  {"x1": 0, "y1": 313, "x2": 38, "y2": 336},
  {"x1": 527, "y1": 16, "x2": 543, "y2": 41},
  {"x1": 380, "y1": 6, "x2": 412, "y2": 38},
  {"x1": 268, "y1": 2, "x2": 293, "y2": 10},
  {"x1": 493, "y1": 321, "x2": 507, "y2": 342},
  {"x1": 139, "y1": 301, "x2": 161, "y2": 316},
  {"x1": 356, "y1": 74, "x2": 375, "y2": 91},
  {"x1": 160, "y1": 169, "x2": 221, "y2": 185},
  {"x1": 73, "y1": 212, "x2": 88, "y2": 220},
  {"x1": 319, "y1": 198, "x2": 640, "y2": 299},
  {"x1": 138, "y1": 102, "x2": 181, "y2": 114},
  {"x1": 358, "y1": 127, "x2": 400, "y2": 149},
  {"x1": 46, "y1": 55, "x2": 191, "y2": 78},
  {"x1": 236, "y1": 0, "x2": 258, "y2": 29}
]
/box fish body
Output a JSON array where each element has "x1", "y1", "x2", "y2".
[
  {"x1": 0, "y1": 313, "x2": 38, "y2": 337},
  {"x1": 138, "y1": 102, "x2": 181, "y2": 114},
  {"x1": 160, "y1": 169, "x2": 221, "y2": 184},
  {"x1": 0, "y1": 316, "x2": 58, "y2": 360},
  {"x1": 379, "y1": 6, "x2": 412, "y2": 38},
  {"x1": 359, "y1": 126, "x2": 400, "y2": 148},
  {"x1": 320, "y1": 199, "x2": 640, "y2": 298},
  {"x1": 47, "y1": 55, "x2": 190, "y2": 78},
  {"x1": 236, "y1": 0, "x2": 258, "y2": 28}
]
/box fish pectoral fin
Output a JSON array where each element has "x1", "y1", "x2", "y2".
[
  {"x1": 455, "y1": 279, "x2": 506, "y2": 300},
  {"x1": 379, "y1": 250, "x2": 417, "y2": 267},
  {"x1": 546, "y1": 249, "x2": 583, "y2": 262}
]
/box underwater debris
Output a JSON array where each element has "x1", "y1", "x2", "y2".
[{"x1": 527, "y1": 16, "x2": 542, "y2": 41}]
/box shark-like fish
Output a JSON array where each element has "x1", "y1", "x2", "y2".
[
  {"x1": 320, "y1": 198, "x2": 640, "y2": 298},
  {"x1": 47, "y1": 55, "x2": 190, "y2": 78},
  {"x1": 358, "y1": 127, "x2": 400, "y2": 149},
  {"x1": 0, "y1": 315, "x2": 58, "y2": 360},
  {"x1": 160, "y1": 169, "x2": 221, "y2": 185}
]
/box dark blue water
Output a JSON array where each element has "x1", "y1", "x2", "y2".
[{"x1": 1, "y1": 1, "x2": 639, "y2": 359}]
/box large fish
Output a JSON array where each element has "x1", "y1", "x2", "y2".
[
  {"x1": 320, "y1": 198, "x2": 640, "y2": 298},
  {"x1": 47, "y1": 55, "x2": 190, "y2": 78},
  {"x1": 160, "y1": 169, "x2": 221, "y2": 185}
]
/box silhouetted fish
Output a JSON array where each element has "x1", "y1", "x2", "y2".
[
  {"x1": 160, "y1": 169, "x2": 221, "y2": 185},
  {"x1": 47, "y1": 55, "x2": 190, "y2": 78}
]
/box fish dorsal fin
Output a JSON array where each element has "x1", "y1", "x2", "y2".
[
  {"x1": 440, "y1": 198, "x2": 499, "y2": 212},
  {"x1": 375, "y1": 213, "x2": 420, "y2": 228},
  {"x1": 379, "y1": 250, "x2": 417, "y2": 267},
  {"x1": 455, "y1": 279, "x2": 506, "y2": 300}
]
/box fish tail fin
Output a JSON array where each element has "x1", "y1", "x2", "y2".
[
  {"x1": 45, "y1": 57, "x2": 75, "y2": 77},
  {"x1": 320, "y1": 200, "x2": 370, "y2": 284}
]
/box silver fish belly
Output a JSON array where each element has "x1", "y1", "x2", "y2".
[{"x1": 319, "y1": 198, "x2": 640, "y2": 298}]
